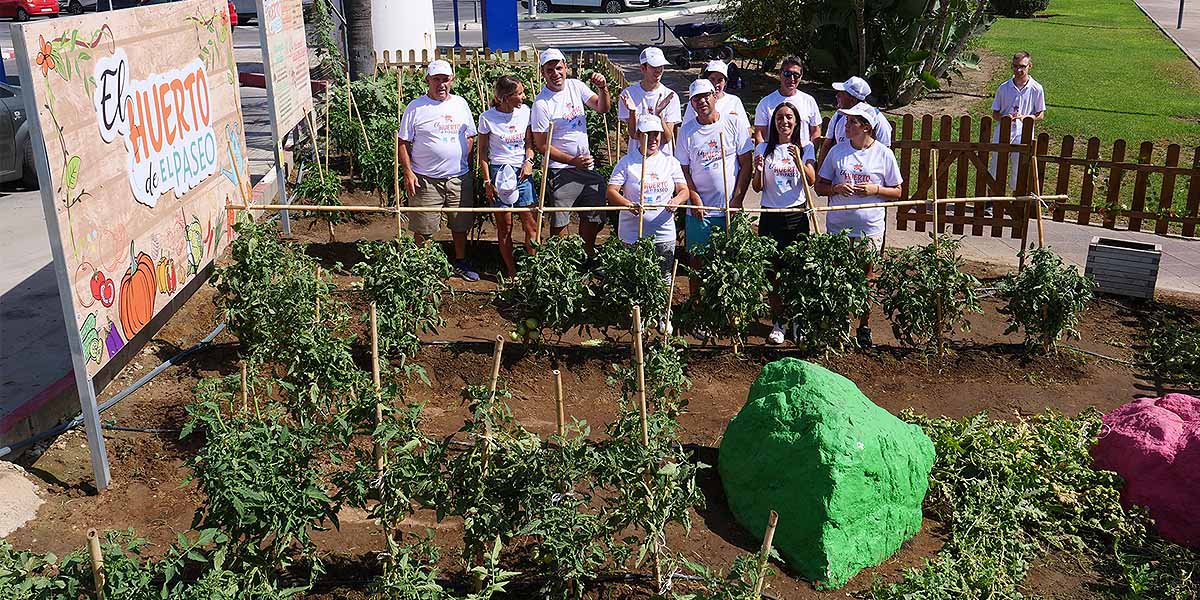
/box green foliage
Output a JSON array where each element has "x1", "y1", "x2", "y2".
[
  {"x1": 872, "y1": 410, "x2": 1200, "y2": 600},
  {"x1": 328, "y1": 71, "x2": 401, "y2": 202},
  {"x1": 500, "y1": 235, "x2": 589, "y2": 336},
  {"x1": 996, "y1": 246, "x2": 1096, "y2": 352},
  {"x1": 587, "y1": 237, "x2": 670, "y2": 332},
  {"x1": 673, "y1": 554, "x2": 774, "y2": 600},
  {"x1": 305, "y1": 0, "x2": 343, "y2": 79},
  {"x1": 293, "y1": 170, "x2": 345, "y2": 227},
  {"x1": 774, "y1": 232, "x2": 873, "y2": 353},
  {"x1": 877, "y1": 237, "x2": 982, "y2": 351},
  {"x1": 180, "y1": 395, "x2": 338, "y2": 575},
  {"x1": 681, "y1": 215, "x2": 776, "y2": 346},
  {"x1": 1139, "y1": 311, "x2": 1200, "y2": 388},
  {"x1": 610, "y1": 338, "x2": 692, "y2": 409},
  {"x1": 990, "y1": 0, "x2": 1049, "y2": 18},
  {"x1": 353, "y1": 238, "x2": 453, "y2": 360}
]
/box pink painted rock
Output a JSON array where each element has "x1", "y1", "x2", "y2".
[{"x1": 1091, "y1": 394, "x2": 1200, "y2": 548}]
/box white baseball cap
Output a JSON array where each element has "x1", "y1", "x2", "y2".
[
  {"x1": 636, "y1": 114, "x2": 664, "y2": 133},
  {"x1": 688, "y1": 78, "x2": 715, "y2": 97},
  {"x1": 639, "y1": 47, "x2": 670, "y2": 68},
  {"x1": 703, "y1": 60, "x2": 728, "y2": 78},
  {"x1": 539, "y1": 48, "x2": 566, "y2": 66},
  {"x1": 427, "y1": 60, "x2": 453, "y2": 78},
  {"x1": 838, "y1": 102, "x2": 877, "y2": 127},
  {"x1": 833, "y1": 76, "x2": 871, "y2": 101}
]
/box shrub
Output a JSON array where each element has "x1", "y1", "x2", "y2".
[
  {"x1": 774, "y1": 232, "x2": 873, "y2": 353},
  {"x1": 680, "y1": 215, "x2": 776, "y2": 347},
  {"x1": 499, "y1": 235, "x2": 589, "y2": 337},
  {"x1": 996, "y1": 246, "x2": 1095, "y2": 352},
  {"x1": 877, "y1": 237, "x2": 983, "y2": 352},
  {"x1": 353, "y1": 238, "x2": 452, "y2": 360},
  {"x1": 586, "y1": 236, "x2": 670, "y2": 333},
  {"x1": 1139, "y1": 312, "x2": 1200, "y2": 388},
  {"x1": 991, "y1": 0, "x2": 1049, "y2": 18}
]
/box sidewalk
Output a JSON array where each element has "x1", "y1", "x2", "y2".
[
  {"x1": 519, "y1": 0, "x2": 719, "y2": 29},
  {"x1": 1135, "y1": 0, "x2": 1200, "y2": 69}
]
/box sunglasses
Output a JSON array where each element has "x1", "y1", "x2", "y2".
[{"x1": 780, "y1": 71, "x2": 802, "y2": 80}]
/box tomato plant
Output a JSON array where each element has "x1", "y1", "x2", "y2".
[
  {"x1": 876, "y1": 237, "x2": 982, "y2": 352},
  {"x1": 292, "y1": 169, "x2": 345, "y2": 234},
  {"x1": 773, "y1": 232, "x2": 873, "y2": 353},
  {"x1": 996, "y1": 246, "x2": 1096, "y2": 352},
  {"x1": 499, "y1": 235, "x2": 589, "y2": 338},
  {"x1": 680, "y1": 216, "x2": 776, "y2": 347},
  {"x1": 1139, "y1": 311, "x2": 1200, "y2": 388},
  {"x1": 587, "y1": 237, "x2": 670, "y2": 334},
  {"x1": 672, "y1": 554, "x2": 776, "y2": 600},
  {"x1": 353, "y1": 238, "x2": 453, "y2": 360}
]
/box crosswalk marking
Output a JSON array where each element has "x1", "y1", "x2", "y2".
[{"x1": 525, "y1": 25, "x2": 635, "y2": 52}]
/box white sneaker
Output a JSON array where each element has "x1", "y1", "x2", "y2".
[
  {"x1": 657, "y1": 318, "x2": 674, "y2": 336},
  {"x1": 768, "y1": 322, "x2": 786, "y2": 345}
]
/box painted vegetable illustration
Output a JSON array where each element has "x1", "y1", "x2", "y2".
[
  {"x1": 104, "y1": 318, "x2": 125, "y2": 359},
  {"x1": 156, "y1": 257, "x2": 178, "y2": 294},
  {"x1": 79, "y1": 312, "x2": 101, "y2": 364},
  {"x1": 90, "y1": 269, "x2": 115, "y2": 307},
  {"x1": 119, "y1": 242, "x2": 157, "y2": 341},
  {"x1": 186, "y1": 217, "x2": 204, "y2": 275}
]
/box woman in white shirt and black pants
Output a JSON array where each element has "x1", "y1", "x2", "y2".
[{"x1": 752, "y1": 101, "x2": 816, "y2": 345}]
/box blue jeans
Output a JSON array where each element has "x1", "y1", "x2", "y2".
[{"x1": 488, "y1": 164, "x2": 535, "y2": 207}]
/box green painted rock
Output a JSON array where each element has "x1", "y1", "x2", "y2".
[{"x1": 718, "y1": 358, "x2": 935, "y2": 588}]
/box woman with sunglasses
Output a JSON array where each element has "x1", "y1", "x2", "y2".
[
  {"x1": 752, "y1": 102, "x2": 816, "y2": 345},
  {"x1": 478, "y1": 76, "x2": 538, "y2": 278},
  {"x1": 814, "y1": 104, "x2": 903, "y2": 348}
]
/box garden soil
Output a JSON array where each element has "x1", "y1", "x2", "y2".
[{"x1": 4, "y1": 213, "x2": 1193, "y2": 599}]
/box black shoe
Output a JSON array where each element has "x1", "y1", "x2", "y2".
[{"x1": 856, "y1": 326, "x2": 873, "y2": 348}]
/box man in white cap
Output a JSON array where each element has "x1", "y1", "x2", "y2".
[
  {"x1": 398, "y1": 59, "x2": 480, "y2": 281},
  {"x1": 675, "y1": 78, "x2": 753, "y2": 297},
  {"x1": 988, "y1": 50, "x2": 1045, "y2": 212},
  {"x1": 819, "y1": 75, "x2": 892, "y2": 167},
  {"x1": 753, "y1": 55, "x2": 822, "y2": 146},
  {"x1": 606, "y1": 114, "x2": 689, "y2": 286},
  {"x1": 619, "y1": 47, "x2": 681, "y2": 155},
  {"x1": 530, "y1": 48, "x2": 612, "y2": 256},
  {"x1": 682, "y1": 60, "x2": 750, "y2": 134}
]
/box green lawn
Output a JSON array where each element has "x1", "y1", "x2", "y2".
[{"x1": 976, "y1": 0, "x2": 1200, "y2": 146}]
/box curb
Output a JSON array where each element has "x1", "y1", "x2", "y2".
[
  {"x1": 519, "y1": 2, "x2": 720, "y2": 29},
  {"x1": 1131, "y1": 1, "x2": 1200, "y2": 72}
]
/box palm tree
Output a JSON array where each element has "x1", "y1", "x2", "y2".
[
  {"x1": 345, "y1": 0, "x2": 373, "y2": 80},
  {"x1": 855, "y1": 0, "x2": 866, "y2": 75}
]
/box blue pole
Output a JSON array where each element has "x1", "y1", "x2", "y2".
[{"x1": 453, "y1": 0, "x2": 462, "y2": 48}]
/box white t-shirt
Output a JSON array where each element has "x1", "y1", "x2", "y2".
[
  {"x1": 608, "y1": 150, "x2": 686, "y2": 244},
  {"x1": 817, "y1": 140, "x2": 903, "y2": 238},
  {"x1": 477, "y1": 105, "x2": 530, "y2": 168},
  {"x1": 398, "y1": 94, "x2": 477, "y2": 179},
  {"x1": 825, "y1": 106, "x2": 893, "y2": 147},
  {"x1": 991, "y1": 77, "x2": 1046, "y2": 143},
  {"x1": 684, "y1": 92, "x2": 751, "y2": 133},
  {"x1": 531, "y1": 78, "x2": 597, "y2": 170},
  {"x1": 619, "y1": 82, "x2": 682, "y2": 155},
  {"x1": 754, "y1": 90, "x2": 822, "y2": 140},
  {"x1": 754, "y1": 142, "x2": 815, "y2": 209},
  {"x1": 675, "y1": 112, "x2": 753, "y2": 211}
]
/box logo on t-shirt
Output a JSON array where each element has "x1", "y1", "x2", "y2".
[
  {"x1": 698, "y1": 140, "x2": 725, "y2": 171},
  {"x1": 436, "y1": 113, "x2": 462, "y2": 144},
  {"x1": 641, "y1": 170, "x2": 672, "y2": 201},
  {"x1": 840, "y1": 162, "x2": 872, "y2": 185},
  {"x1": 562, "y1": 102, "x2": 585, "y2": 130}
]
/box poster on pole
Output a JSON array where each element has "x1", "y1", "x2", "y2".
[
  {"x1": 256, "y1": 0, "x2": 313, "y2": 218},
  {"x1": 13, "y1": 0, "x2": 250, "y2": 489}
]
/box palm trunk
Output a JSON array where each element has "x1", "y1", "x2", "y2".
[
  {"x1": 855, "y1": 0, "x2": 867, "y2": 75},
  {"x1": 345, "y1": 0, "x2": 374, "y2": 80}
]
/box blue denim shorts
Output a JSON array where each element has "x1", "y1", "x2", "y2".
[{"x1": 489, "y1": 164, "x2": 536, "y2": 208}]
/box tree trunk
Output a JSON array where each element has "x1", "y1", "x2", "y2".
[
  {"x1": 855, "y1": 0, "x2": 867, "y2": 75},
  {"x1": 345, "y1": 0, "x2": 374, "y2": 80}
]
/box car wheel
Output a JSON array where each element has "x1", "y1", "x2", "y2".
[
  {"x1": 535, "y1": 0, "x2": 550, "y2": 12},
  {"x1": 717, "y1": 45, "x2": 734, "y2": 61},
  {"x1": 15, "y1": 8, "x2": 28, "y2": 21},
  {"x1": 21, "y1": 143, "x2": 39, "y2": 190},
  {"x1": 602, "y1": 0, "x2": 623, "y2": 13},
  {"x1": 68, "y1": 0, "x2": 83, "y2": 13}
]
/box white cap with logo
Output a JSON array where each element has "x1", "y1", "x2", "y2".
[
  {"x1": 539, "y1": 48, "x2": 566, "y2": 66},
  {"x1": 838, "y1": 102, "x2": 878, "y2": 127},
  {"x1": 636, "y1": 114, "x2": 664, "y2": 133},
  {"x1": 688, "y1": 78, "x2": 716, "y2": 97},
  {"x1": 639, "y1": 46, "x2": 671, "y2": 68},
  {"x1": 703, "y1": 60, "x2": 728, "y2": 78},
  {"x1": 427, "y1": 60, "x2": 453, "y2": 78},
  {"x1": 833, "y1": 76, "x2": 871, "y2": 101}
]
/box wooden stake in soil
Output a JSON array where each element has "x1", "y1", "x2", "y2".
[
  {"x1": 488, "y1": 334, "x2": 504, "y2": 400},
  {"x1": 799, "y1": 155, "x2": 822, "y2": 234},
  {"x1": 306, "y1": 111, "x2": 325, "y2": 183},
  {"x1": 314, "y1": 266, "x2": 322, "y2": 321},
  {"x1": 638, "y1": 133, "x2": 648, "y2": 238},
  {"x1": 631, "y1": 305, "x2": 649, "y2": 448},
  {"x1": 553, "y1": 369, "x2": 565, "y2": 438},
  {"x1": 930, "y1": 154, "x2": 944, "y2": 356},
  {"x1": 535, "y1": 122, "x2": 555, "y2": 243},
  {"x1": 370, "y1": 302, "x2": 384, "y2": 472},
  {"x1": 347, "y1": 71, "x2": 371, "y2": 153},
  {"x1": 87, "y1": 528, "x2": 106, "y2": 600},
  {"x1": 664, "y1": 257, "x2": 679, "y2": 330},
  {"x1": 240, "y1": 361, "x2": 248, "y2": 413},
  {"x1": 1031, "y1": 152, "x2": 1046, "y2": 248},
  {"x1": 719, "y1": 131, "x2": 730, "y2": 229},
  {"x1": 603, "y1": 112, "x2": 613, "y2": 165},
  {"x1": 753, "y1": 510, "x2": 779, "y2": 597}
]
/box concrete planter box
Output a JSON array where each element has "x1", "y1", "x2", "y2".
[{"x1": 1085, "y1": 237, "x2": 1161, "y2": 300}]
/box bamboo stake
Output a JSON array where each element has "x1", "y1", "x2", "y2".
[
  {"x1": 371, "y1": 302, "x2": 383, "y2": 472},
  {"x1": 325, "y1": 97, "x2": 331, "y2": 171},
  {"x1": 638, "y1": 133, "x2": 648, "y2": 239},
  {"x1": 347, "y1": 71, "x2": 371, "y2": 153},
  {"x1": 553, "y1": 369, "x2": 565, "y2": 438},
  {"x1": 487, "y1": 334, "x2": 504, "y2": 400},
  {"x1": 535, "y1": 122, "x2": 555, "y2": 243},
  {"x1": 665, "y1": 257, "x2": 679, "y2": 330},
  {"x1": 631, "y1": 305, "x2": 649, "y2": 446},
  {"x1": 799, "y1": 157, "x2": 822, "y2": 234},
  {"x1": 930, "y1": 154, "x2": 944, "y2": 356},
  {"x1": 306, "y1": 112, "x2": 325, "y2": 183},
  {"x1": 719, "y1": 131, "x2": 730, "y2": 229},
  {"x1": 1031, "y1": 152, "x2": 1045, "y2": 248},
  {"x1": 240, "y1": 361, "x2": 248, "y2": 413},
  {"x1": 604, "y1": 113, "x2": 613, "y2": 165},
  {"x1": 314, "y1": 265, "x2": 322, "y2": 321},
  {"x1": 87, "y1": 528, "x2": 105, "y2": 600},
  {"x1": 753, "y1": 511, "x2": 779, "y2": 597}
]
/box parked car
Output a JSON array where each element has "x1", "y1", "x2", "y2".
[
  {"x1": 0, "y1": 0, "x2": 60, "y2": 20},
  {"x1": 0, "y1": 82, "x2": 38, "y2": 188},
  {"x1": 228, "y1": 0, "x2": 236, "y2": 26},
  {"x1": 58, "y1": 0, "x2": 95, "y2": 14},
  {"x1": 522, "y1": 0, "x2": 658, "y2": 14}
]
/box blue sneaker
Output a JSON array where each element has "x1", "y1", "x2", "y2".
[{"x1": 453, "y1": 260, "x2": 480, "y2": 282}]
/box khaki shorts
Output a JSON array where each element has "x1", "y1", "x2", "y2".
[{"x1": 408, "y1": 173, "x2": 474, "y2": 235}]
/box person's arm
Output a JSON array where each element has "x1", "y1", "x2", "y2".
[
  {"x1": 606, "y1": 183, "x2": 640, "y2": 212},
  {"x1": 585, "y1": 73, "x2": 611, "y2": 113},
  {"x1": 1030, "y1": 110, "x2": 1046, "y2": 123},
  {"x1": 754, "y1": 125, "x2": 767, "y2": 145},
  {"x1": 465, "y1": 136, "x2": 475, "y2": 172},
  {"x1": 521, "y1": 128, "x2": 535, "y2": 180},
  {"x1": 732, "y1": 150, "x2": 752, "y2": 207},
  {"x1": 856, "y1": 182, "x2": 901, "y2": 200},
  {"x1": 817, "y1": 137, "x2": 834, "y2": 172},
  {"x1": 809, "y1": 124, "x2": 822, "y2": 144},
  {"x1": 478, "y1": 132, "x2": 494, "y2": 201},
  {"x1": 662, "y1": 121, "x2": 677, "y2": 149},
  {"x1": 398, "y1": 139, "x2": 419, "y2": 197},
  {"x1": 681, "y1": 165, "x2": 704, "y2": 216},
  {"x1": 751, "y1": 152, "x2": 765, "y2": 193},
  {"x1": 668, "y1": 181, "x2": 689, "y2": 210}
]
